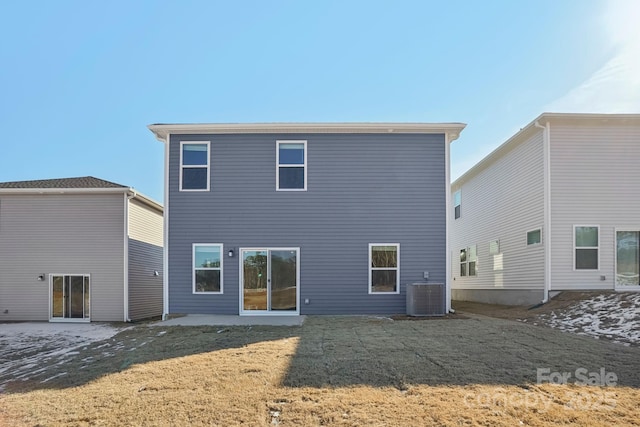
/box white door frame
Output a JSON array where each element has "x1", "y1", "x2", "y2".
[
  {"x1": 49, "y1": 273, "x2": 91, "y2": 322},
  {"x1": 614, "y1": 229, "x2": 640, "y2": 291},
  {"x1": 239, "y1": 247, "x2": 300, "y2": 315}
]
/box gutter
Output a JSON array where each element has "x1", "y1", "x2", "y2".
[{"x1": 534, "y1": 120, "x2": 552, "y2": 304}]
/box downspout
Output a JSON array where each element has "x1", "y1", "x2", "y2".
[
  {"x1": 124, "y1": 191, "x2": 136, "y2": 322},
  {"x1": 534, "y1": 120, "x2": 551, "y2": 303},
  {"x1": 162, "y1": 134, "x2": 170, "y2": 320},
  {"x1": 445, "y1": 132, "x2": 453, "y2": 313}
]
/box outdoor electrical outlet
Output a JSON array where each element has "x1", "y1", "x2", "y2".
[
  {"x1": 304, "y1": 299, "x2": 310, "y2": 305},
  {"x1": 423, "y1": 271, "x2": 429, "y2": 279}
]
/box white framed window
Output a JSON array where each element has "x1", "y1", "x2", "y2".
[
  {"x1": 574, "y1": 225, "x2": 599, "y2": 270},
  {"x1": 460, "y1": 245, "x2": 477, "y2": 277},
  {"x1": 489, "y1": 240, "x2": 500, "y2": 255},
  {"x1": 180, "y1": 141, "x2": 210, "y2": 191},
  {"x1": 369, "y1": 243, "x2": 399, "y2": 294},
  {"x1": 453, "y1": 190, "x2": 461, "y2": 219},
  {"x1": 460, "y1": 248, "x2": 467, "y2": 277},
  {"x1": 527, "y1": 228, "x2": 542, "y2": 246},
  {"x1": 468, "y1": 245, "x2": 477, "y2": 276},
  {"x1": 276, "y1": 140, "x2": 307, "y2": 191},
  {"x1": 193, "y1": 244, "x2": 223, "y2": 293}
]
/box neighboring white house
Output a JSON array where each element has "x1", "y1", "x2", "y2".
[
  {"x1": 0, "y1": 177, "x2": 164, "y2": 322},
  {"x1": 451, "y1": 113, "x2": 640, "y2": 305}
]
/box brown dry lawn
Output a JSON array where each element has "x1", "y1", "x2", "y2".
[{"x1": 1, "y1": 315, "x2": 640, "y2": 426}]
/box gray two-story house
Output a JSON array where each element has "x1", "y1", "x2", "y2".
[{"x1": 149, "y1": 123, "x2": 465, "y2": 317}]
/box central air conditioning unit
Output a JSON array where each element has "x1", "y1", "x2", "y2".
[{"x1": 406, "y1": 283, "x2": 446, "y2": 316}]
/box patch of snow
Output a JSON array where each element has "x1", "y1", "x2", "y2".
[
  {"x1": 539, "y1": 293, "x2": 640, "y2": 345},
  {"x1": 41, "y1": 372, "x2": 68, "y2": 383},
  {"x1": 0, "y1": 322, "x2": 124, "y2": 391}
]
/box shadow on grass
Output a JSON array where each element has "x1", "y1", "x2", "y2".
[
  {"x1": 281, "y1": 315, "x2": 640, "y2": 389},
  {"x1": 4, "y1": 314, "x2": 640, "y2": 394}
]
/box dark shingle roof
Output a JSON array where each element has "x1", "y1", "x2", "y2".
[{"x1": 0, "y1": 176, "x2": 128, "y2": 189}]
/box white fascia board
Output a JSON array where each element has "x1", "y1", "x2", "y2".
[
  {"x1": 128, "y1": 190, "x2": 164, "y2": 213},
  {"x1": 0, "y1": 187, "x2": 164, "y2": 212},
  {"x1": 452, "y1": 118, "x2": 543, "y2": 188},
  {"x1": 453, "y1": 111, "x2": 640, "y2": 189},
  {"x1": 0, "y1": 187, "x2": 130, "y2": 195},
  {"x1": 148, "y1": 122, "x2": 466, "y2": 141},
  {"x1": 538, "y1": 112, "x2": 640, "y2": 123}
]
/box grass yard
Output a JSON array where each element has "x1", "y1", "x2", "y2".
[{"x1": 1, "y1": 315, "x2": 640, "y2": 426}]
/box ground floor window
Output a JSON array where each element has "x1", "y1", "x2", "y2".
[
  {"x1": 527, "y1": 228, "x2": 542, "y2": 246},
  {"x1": 369, "y1": 244, "x2": 399, "y2": 294},
  {"x1": 468, "y1": 245, "x2": 477, "y2": 276},
  {"x1": 574, "y1": 226, "x2": 599, "y2": 270},
  {"x1": 193, "y1": 244, "x2": 223, "y2": 293},
  {"x1": 459, "y1": 245, "x2": 477, "y2": 277}
]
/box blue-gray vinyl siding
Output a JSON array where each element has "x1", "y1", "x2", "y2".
[{"x1": 168, "y1": 133, "x2": 446, "y2": 315}]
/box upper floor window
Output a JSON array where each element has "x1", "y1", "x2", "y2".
[
  {"x1": 575, "y1": 226, "x2": 599, "y2": 270},
  {"x1": 180, "y1": 142, "x2": 210, "y2": 191},
  {"x1": 453, "y1": 190, "x2": 461, "y2": 219},
  {"x1": 277, "y1": 140, "x2": 307, "y2": 191}
]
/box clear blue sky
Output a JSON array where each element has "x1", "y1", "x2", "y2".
[{"x1": 1, "y1": 0, "x2": 637, "y2": 202}]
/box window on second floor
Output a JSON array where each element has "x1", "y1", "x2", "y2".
[
  {"x1": 180, "y1": 142, "x2": 210, "y2": 191},
  {"x1": 453, "y1": 190, "x2": 461, "y2": 219},
  {"x1": 277, "y1": 141, "x2": 307, "y2": 191}
]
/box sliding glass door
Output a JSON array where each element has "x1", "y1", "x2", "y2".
[
  {"x1": 241, "y1": 248, "x2": 299, "y2": 314},
  {"x1": 51, "y1": 275, "x2": 90, "y2": 320},
  {"x1": 616, "y1": 231, "x2": 639, "y2": 288}
]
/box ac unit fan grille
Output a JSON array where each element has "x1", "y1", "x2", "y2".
[{"x1": 406, "y1": 283, "x2": 445, "y2": 316}]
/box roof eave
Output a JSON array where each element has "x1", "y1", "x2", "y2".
[
  {"x1": 128, "y1": 190, "x2": 164, "y2": 213},
  {"x1": 148, "y1": 122, "x2": 466, "y2": 142},
  {"x1": 0, "y1": 187, "x2": 131, "y2": 195},
  {"x1": 452, "y1": 111, "x2": 640, "y2": 188},
  {"x1": 0, "y1": 187, "x2": 164, "y2": 212}
]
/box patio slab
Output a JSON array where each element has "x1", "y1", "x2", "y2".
[{"x1": 153, "y1": 314, "x2": 306, "y2": 326}]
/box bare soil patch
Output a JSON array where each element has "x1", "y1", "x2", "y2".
[{"x1": 1, "y1": 315, "x2": 639, "y2": 426}]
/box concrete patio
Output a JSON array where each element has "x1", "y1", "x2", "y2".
[{"x1": 153, "y1": 314, "x2": 306, "y2": 327}]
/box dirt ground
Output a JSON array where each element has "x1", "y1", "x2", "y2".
[
  {"x1": 453, "y1": 291, "x2": 608, "y2": 321},
  {"x1": 453, "y1": 291, "x2": 640, "y2": 346},
  {"x1": 1, "y1": 313, "x2": 640, "y2": 426}
]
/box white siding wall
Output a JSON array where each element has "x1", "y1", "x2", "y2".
[
  {"x1": 549, "y1": 122, "x2": 640, "y2": 290},
  {"x1": 451, "y1": 129, "x2": 545, "y2": 291},
  {"x1": 0, "y1": 194, "x2": 125, "y2": 321},
  {"x1": 127, "y1": 199, "x2": 163, "y2": 320}
]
